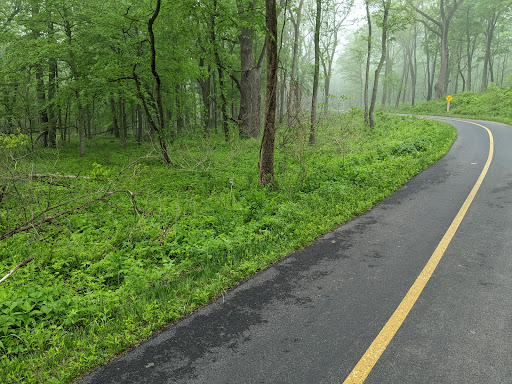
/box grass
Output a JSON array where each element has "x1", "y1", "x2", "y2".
[
  {"x1": 0, "y1": 111, "x2": 456, "y2": 383},
  {"x1": 387, "y1": 82, "x2": 512, "y2": 125}
]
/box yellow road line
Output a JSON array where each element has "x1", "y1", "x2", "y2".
[{"x1": 343, "y1": 120, "x2": 494, "y2": 383}]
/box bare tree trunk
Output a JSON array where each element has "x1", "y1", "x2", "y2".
[
  {"x1": 133, "y1": 0, "x2": 170, "y2": 165},
  {"x1": 137, "y1": 104, "x2": 143, "y2": 145},
  {"x1": 364, "y1": 0, "x2": 371, "y2": 125},
  {"x1": 369, "y1": 0, "x2": 390, "y2": 129},
  {"x1": 259, "y1": 0, "x2": 278, "y2": 186},
  {"x1": 287, "y1": 0, "x2": 304, "y2": 127},
  {"x1": 309, "y1": 0, "x2": 321, "y2": 144},
  {"x1": 238, "y1": 9, "x2": 254, "y2": 138},
  {"x1": 238, "y1": 5, "x2": 267, "y2": 140},
  {"x1": 381, "y1": 41, "x2": 391, "y2": 106},
  {"x1": 32, "y1": 5, "x2": 49, "y2": 147},
  {"x1": 110, "y1": 96, "x2": 120, "y2": 137},
  {"x1": 47, "y1": 21, "x2": 57, "y2": 147},
  {"x1": 119, "y1": 96, "x2": 127, "y2": 147},
  {"x1": 395, "y1": 51, "x2": 408, "y2": 108},
  {"x1": 198, "y1": 58, "x2": 211, "y2": 137},
  {"x1": 409, "y1": 25, "x2": 417, "y2": 106}
]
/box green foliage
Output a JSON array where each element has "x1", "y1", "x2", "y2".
[
  {"x1": 391, "y1": 85, "x2": 512, "y2": 125},
  {"x1": 0, "y1": 115, "x2": 456, "y2": 383},
  {"x1": 391, "y1": 136, "x2": 432, "y2": 156},
  {"x1": 0, "y1": 132, "x2": 29, "y2": 149}
]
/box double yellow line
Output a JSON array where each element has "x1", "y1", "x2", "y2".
[{"x1": 343, "y1": 120, "x2": 494, "y2": 383}]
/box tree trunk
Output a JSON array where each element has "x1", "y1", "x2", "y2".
[
  {"x1": 369, "y1": 0, "x2": 390, "y2": 129},
  {"x1": 198, "y1": 58, "x2": 211, "y2": 137},
  {"x1": 110, "y1": 97, "x2": 120, "y2": 137},
  {"x1": 364, "y1": 0, "x2": 372, "y2": 125},
  {"x1": 47, "y1": 22, "x2": 57, "y2": 147},
  {"x1": 279, "y1": 68, "x2": 285, "y2": 124},
  {"x1": 409, "y1": 25, "x2": 417, "y2": 106},
  {"x1": 381, "y1": 41, "x2": 391, "y2": 106},
  {"x1": 395, "y1": 51, "x2": 408, "y2": 108},
  {"x1": 175, "y1": 85, "x2": 184, "y2": 133},
  {"x1": 434, "y1": 23, "x2": 449, "y2": 98},
  {"x1": 32, "y1": 5, "x2": 49, "y2": 147},
  {"x1": 137, "y1": 104, "x2": 143, "y2": 145},
  {"x1": 64, "y1": 16, "x2": 85, "y2": 157},
  {"x1": 210, "y1": 0, "x2": 230, "y2": 141},
  {"x1": 287, "y1": 0, "x2": 304, "y2": 128},
  {"x1": 259, "y1": 0, "x2": 278, "y2": 186},
  {"x1": 309, "y1": 0, "x2": 321, "y2": 144},
  {"x1": 414, "y1": 0, "x2": 464, "y2": 99},
  {"x1": 481, "y1": 9, "x2": 499, "y2": 91},
  {"x1": 119, "y1": 96, "x2": 127, "y2": 147},
  {"x1": 133, "y1": 0, "x2": 170, "y2": 166}
]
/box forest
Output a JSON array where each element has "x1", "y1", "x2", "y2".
[{"x1": 0, "y1": 0, "x2": 510, "y2": 382}]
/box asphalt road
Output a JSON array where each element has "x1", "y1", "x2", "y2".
[{"x1": 78, "y1": 117, "x2": 512, "y2": 384}]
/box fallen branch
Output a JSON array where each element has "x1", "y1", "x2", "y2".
[
  {"x1": 0, "y1": 256, "x2": 34, "y2": 285},
  {"x1": 0, "y1": 190, "x2": 118, "y2": 242},
  {"x1": 28, "y1": 173, "x2": 104, "y2": 180}
]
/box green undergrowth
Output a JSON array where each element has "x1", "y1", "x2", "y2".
[
  {"x1": 387, "y1": 82, "x2": 512, "y2": 125},
  {"x1": 0, "y1": 113, "x2": 456, "y2": 383}
]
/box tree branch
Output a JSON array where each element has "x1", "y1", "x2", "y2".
[
  {"x1": 412, "y1": 5, "x2": 442, "y2": 30},
  {"x1": 0, "y1": 257, "x2": 34, "y2": 285}
]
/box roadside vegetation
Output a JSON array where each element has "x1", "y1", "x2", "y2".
[
  {"x1": 388, "y1": 83, "x2": 512, "y2": 125},
  {"x1": 0, "y1": 112, "x2": 455, "y2": 383}
]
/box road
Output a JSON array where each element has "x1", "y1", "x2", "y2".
[{"x1": 78, "y1": 117, "x2": 512, "y2": 384}]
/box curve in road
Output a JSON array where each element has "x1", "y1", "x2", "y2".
[
  {"x1": 78, "y1": 117, "x2": 512, "y2": 384},
  {"x1": 344, "y1": 119, "x2": 494, "y2": 383}
]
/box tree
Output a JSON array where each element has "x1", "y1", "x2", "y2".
[
  {"x1": 287, "y1": 0, "x2": 305, "y2": 128},
  {"x1": 132, "y1": 0, "x2": 171, "y2": 165},
  {"x1": 413, "y1": 0, "x2": 465, "y2": 99},
  {"x1": 364, "y1": 0, "x2": 372, "y2": 124},
  {"x1": 238, "y1": 0, "x2": 267, "y2": 139},
  {"x1": 369, "y1": 0, "x2": 391, "y2": 128},
  {"x1": 320, "y1": 0, "x2": 353, "y2": 116},
  {"x1": 309, "y1": 0, "x2": 321, "y2": 144},
  {"x1": 259, "y1": 0, "x2": 278, "y2": 185}
]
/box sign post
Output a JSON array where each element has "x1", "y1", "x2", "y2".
[{"x1": 446, "y1": 95, "x2": 453, "y2": 113}]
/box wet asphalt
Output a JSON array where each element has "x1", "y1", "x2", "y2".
[{"x1": 78, "y1": 117, "x2": 512, "y2": 384}]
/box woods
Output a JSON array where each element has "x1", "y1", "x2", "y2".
[
  {"x1": 1, "y1": 0, "x2": 511, "y2": 157},
  {"x1": 0, "y1": 0, "x2": 511, "y2": 382}
]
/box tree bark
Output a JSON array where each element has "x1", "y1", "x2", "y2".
[
  {"x1": 238, "y1": 25, "x2": 266, "y2": 138},
  {"x1": 47, "y1": 21, "x2": 57, "y2": 147},
  {"x1": 198, "y1": 58, "x2": 211, "y2": 137},
  {"x1": 287, "y1": 0, "x2": 304, "y2": 128},
  {"x1": 133, "y1": 0, "x2": 170, "y2": 166},
  {"x1": 408, "y1": 25, "x2": 417, "y2": 106},
  {"x1": 258, "y1": 0, "x2": 278, "y2": 186},
  {"x1": 309, "y1": 0, "x2": 321, "y2": 144},
  {"x1": 364, "y1": 0, "x2": 372, "y2": 125},
  {"x1": 110, "y1": 96, "x2": 120, "y2": 137},
  {"x1": 369, "y1": 0, "x2": 391, "y2": 129},
  {"x1": 32, "y1": 5, "x2": 49, "y2": 147},
  {"x1": 395, "y1": 50, "x2": 408, "y2": 108},
  {"x1": 137, "y1": 104, "x2": 143, "y2": 145}
]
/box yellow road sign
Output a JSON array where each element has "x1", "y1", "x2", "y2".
[{"x1": 446, "y1": 95, "x2": 453, "y2": 102}]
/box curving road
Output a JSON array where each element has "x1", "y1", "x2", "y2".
[{"x1": 79, "y1": 117, "x2": 512, "y2": 384}]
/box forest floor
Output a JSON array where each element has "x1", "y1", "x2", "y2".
[{"x1": 0, "y1": 112, "x2": 456, "y2": 383}]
